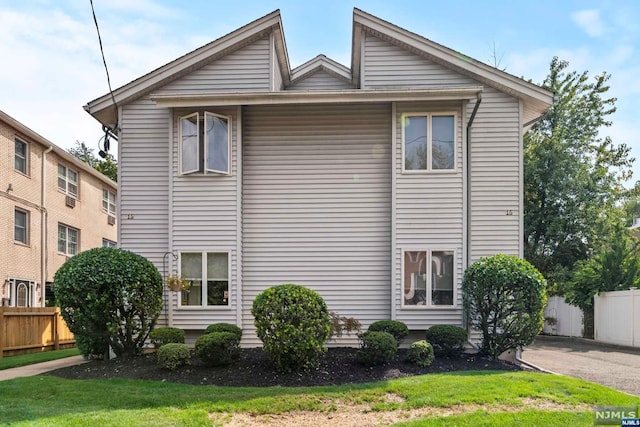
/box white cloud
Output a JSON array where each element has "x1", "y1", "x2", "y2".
[{"x1": 571, "y1": 9, "x2": 605, "y2": 37}]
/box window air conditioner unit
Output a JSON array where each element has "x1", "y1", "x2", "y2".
[
  {"x1": 65, "y1": 195, "x2": 76, "y2": 208},
  {"x1": 107, "y1": 215, "x2": 116, "y2": 225}
]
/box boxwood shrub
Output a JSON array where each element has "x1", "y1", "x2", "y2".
[
  {"x1": 357, "y1": 330, "x2": 397, "y2": 366},
  {"x1": 407, "y1": 340, "x2": 435, "y2": 367},
  {"x1": 205, "y1": 323, "x2": 242, "y2": 340},
  {"x1": 425, "y1": 325, "x2": 468, "y2": 357},
  {"x1": 195, "y1": 332, "x2": 241, "y2": 367},
  {"x1": 156, "y1": 343, "x2": 190, "y2": 371},
  {"x1": 368, "y1": 320, "x2": 409, "y2": 344},
  {"x1": 149, "y1": 327, "x2": 185, "y2": 349}
]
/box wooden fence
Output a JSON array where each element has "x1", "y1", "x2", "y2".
[{"x1": 0, "y1": 307, "x2": 75, "y2": 358}]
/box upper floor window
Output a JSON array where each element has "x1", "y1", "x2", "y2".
[
  {"x1": 403, "y1": 249, "x2": 454, "y2": 307},
  {"x1": 58, "y1": 223, "x2": 79, "y2": 256},
  {"x1": 102, "y1": 189, "x2": 116, "y2": 215},
  {"x1": 14, "y1": 208, "x2": 28, "y2": 244},
  {"x1": 102, "y1": 238, "x2": 117, "y2": 248},
  {"x1": 180, "y1": 112, "x2": 230, "y2": 175},
  {"x1": 15, "y1": 138, "x2": 28, "y2": 174},
  {"x1": 179, "y1": 251, "x2": 229, "y2": 307},
  {"x1": 58, "y1": 164, "x2": 78, "y2": 198},
  {"x1": 403, "y1": 113, "x2": 455, "y2": 172}
]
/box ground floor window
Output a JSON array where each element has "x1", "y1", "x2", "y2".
[
  {"x1": 403, "y1": 249, "x2": 454, "y2": 307},
  {"x1": 179, "y1": 252, "x2": 229, "y2": 307},
  {"x1": 3, "y1": 278, "x2": 36, "y2": 307}
]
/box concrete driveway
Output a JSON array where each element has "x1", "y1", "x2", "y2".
[{"x1": 521, "y1": 335, "x2": 640, "y2": 396}]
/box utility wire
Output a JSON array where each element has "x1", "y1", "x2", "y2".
[{"x1": 90, "y1": 0, "x2": 118, "y2": 135}]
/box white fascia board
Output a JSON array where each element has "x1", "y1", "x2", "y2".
[
  {"x1": 150, "y1": 86, "x2": 484, "y2": 108},
  {"x1": 85, "y1": 11, "x2": 284, "y2": 120},
  {"x1": 353, "y1": 9, "x2": 554, "y2": 109},
  {"x1": 291, "y1": 55, "x2": 352, "y2": 83}
]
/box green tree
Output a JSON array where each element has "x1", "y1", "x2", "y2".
[
  {"x1": 524, "y1": 57, "x2": 634, "y2": 289},
  {"x1": 68, "y1": 141, "x2": 118, "y2": 182}
]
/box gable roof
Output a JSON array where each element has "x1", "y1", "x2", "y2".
[{"x1": 86, "y1": 8, "x2": 553, "y2": 128}]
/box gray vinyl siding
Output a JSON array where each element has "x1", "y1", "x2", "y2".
[
  {"x1": 119, "y1": 96, "x2": 170, "y2": 322},
  {"x1": 242, "y1": 103, "x2": 392, "y2": 346},
  {"x1": 393, "y1": 102, "x2": 464, "y2": 329},
  {"x1": 362, "y1": 33, "x2": 477, "y2": 88},
  {"x1": 272, "y1": 36, "x2": 283, "y2": 90},
  {"x1": 169, "y1": 106, "x2": 240, "y2": 330},
  {"x1": 467, "y1": 87, "x2": 521, "y2": 259},
  {"x1": 156, "y1": 37, "x2": 271, "y2": 94},
  {"x1": 288, "y1": 70, "x2": 354, "y2": 90}
]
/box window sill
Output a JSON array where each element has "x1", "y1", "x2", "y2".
[
  {"x1": 400, "y1": 305, "x2": 458, "y2": 310},
  {"x1": 175, "y1": 305, "x2": 233, "y2": 311},
  {"x1": 14, "y1": 170, "x2": 30, "y2": 178},
  {"x1": 401, "y1": 169, "x2": 458, "y2": 175},
  {"x1": 13, "y1": 241, "x2": 30, "y2": 248}
]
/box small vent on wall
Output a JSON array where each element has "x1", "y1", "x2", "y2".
[
  {"x1": 107, "y1": 215, "x2": 116, "y2": 225},
  {"x1": 65, "y1": 195, "x2": 76, "y2": 208}
]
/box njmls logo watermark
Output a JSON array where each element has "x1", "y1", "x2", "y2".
[{"x1": 594, "y1": 406, "x2": 638, "y2": 425}]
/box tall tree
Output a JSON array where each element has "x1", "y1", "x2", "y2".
[
  {"x1": 68, "y1": 141, "x2": 118, "y2": 182},
  {"x1": 524, "y1": 57, "x2": 634, "y2": 289}
]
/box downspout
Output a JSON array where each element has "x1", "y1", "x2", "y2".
[
  {"x1": 41, "y1": 146, "x2": 53, "y2": 306},
  {"x1": 465, "y1": 93, "x2": 482, "y2": 349}
]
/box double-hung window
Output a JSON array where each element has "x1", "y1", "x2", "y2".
[
  {"x1": 179, "y1": 252, "x2": 229, "y2": 307},
  {"x1": 102, "y1": 238, "x2": 117, "y2": 248},
  {"x1": 58, "y1": 164, "x2": 78, "y2": 197},
  {"x1": 102, "y1": 189, "x2": 116, "y2": 215},
  {"x1": 180, "y1": 112, "x2": 230, "y2": 175},
  {"x1": 403, "y1": 113, "x2": 455, "y2": 171},
  {"x1": 15, "y1": 139, "x2": 28, "y2": 174},
  {"x1": 14, "y1": 209, "x2": 28, "y2": 244},
  {"x1": 403, "y1": 250, "x2": 454, "y2": 307},
  {"x1": 58, "y1": 224, "x2": 79, "y2": 256}
]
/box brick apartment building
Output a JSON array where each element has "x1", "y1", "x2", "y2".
[{"x1": 0, "y1": 110, "x2": 117, "y2": 307}]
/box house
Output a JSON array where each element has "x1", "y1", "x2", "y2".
[
  {"x1": 0, "y1": 110, "x2": 117, "y2": 307},
  {"x1": 84, "y1": 9, "x2": 553, "y2": 345}
]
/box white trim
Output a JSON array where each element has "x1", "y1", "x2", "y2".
[
  {"x1": 400, "y1": 112, "x2": 457, "y2": 173},
  {"x1": 235, "y1": 105, "x2": 243, "y2": 328},
  {"x1": 14, "y1": 207, "x2": 29, "y2": 245},
  {"x1": 151, "y1": 86, "x2": 484, "y2": 107},
  {"x1": 461, "y1": 100, "x2": 468, "y2": 272},
  {"x1": 168, "y1": 107, "x2": 175, "y2": 326},
  {"x1": 390, "y1": 101, "x2": 397, "y2": 320},
  {"x1": 179, "y1": 112, "x2": 199, "y2": 174},
  {"x1": 102, "y1": 188, "x2": 116, "y2": 215},
  {"x1": 400, "y1": 248, "x2": 457, "y2": 309},
  {"x1": 204, "y1": 112, "x2": 231, "y2": 175},
  {"x1": 290, "y1": 54, "x2": 352, "y2": 84},
  {"x1": 14, "y1": 137, "x2": 28, "y2": 176},
  {"x1": 518, "y1": 99, "x2": 524, "y2": 258},
  {"x1": 57, "y1": 163, "x2": 79, "y2": 198},
  {"x1": 177, "y1": 250, "x2": 233, "y2": 310}
]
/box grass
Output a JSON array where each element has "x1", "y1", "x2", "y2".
[
  {"x1": 0, "y1": 370, "x2": 638, "y2": 426},
  {"x1": 0, "y1": 348, "x2": 80, "y2": 370}
]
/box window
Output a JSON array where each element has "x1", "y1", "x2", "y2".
[
  {"x1": 6, "y1": 279, "x2": 34, "y2": 307},
  {"x1": 403, "y1": 250, "x2": 454, "y2": 307},
  {"x1": 14, "y1": 209, "x2": 28, "y2": 244},
  {"x1": 180, "y1": 112, "x2": 230, "y2": 175},
  {"x1": 102, "y1": 238, "x2": 117, "y2": 248},
  {"x1": 179, "y1": 252, "x2": 229, "y2": 307},
  {"x1": 15, "y1": 139, "x2": 27, "y2": 174},
  {"x1": 102, "y1": 189, "x2": 116, "y2": 215},
  {"x1": 58, "y1": 224, "x2": 79, "y2": 255},
  {"x1": 403, "y1": 113, "x2": 455, "y2": 171},
  {"x1": 58, "y1": 164, "x2": 78, "y2": 197}
]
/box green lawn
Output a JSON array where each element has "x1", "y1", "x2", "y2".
[
  {"x1": 0, "y1": 348, "x2": 80, "y2": 370},
  {"x1": 0, "y1": 370, "x2": 638, "y2": 426}
]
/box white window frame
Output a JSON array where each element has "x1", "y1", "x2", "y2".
[
  {"x1": 15, "y1": 138, "x2": 28, "y2": 175},
  {"x1": 58, "y1": 223, "x2": 79, "y2": 256},
  {"x1": 177, "y1": 251, "x2": 231, "y2": 309},
  {"x1": 5, "y1": 279, "x2": 36, "y2": 307},
  {"x1": 401, "y1": 248, "x2": 456, "y2": 309},
  {"x1": 57, "y1": 164, "x2": 79, "y2": 198},
  {"x1": 102, "y1": 189, "x2": 116, "y2": 215},
  {"x1": 401, "y1": 112, "x2": 457, "y2": 173},
  {"x1": 102, "y1": 238, "x2": 117, "y2": 248},
  {"x1": 14, "y1": 208, "x2": 28, "y2": 245},
  {"x1": 179, "y1": 111, "x2": 231, "y2": 176}
]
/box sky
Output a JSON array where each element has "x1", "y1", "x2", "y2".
[{"x1": 1, "y1": 0, "x2": 639, "y2": 181}]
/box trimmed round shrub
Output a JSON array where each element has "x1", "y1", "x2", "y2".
[
  {"x1": 252, "y1": 284, "x2": 331, "y2": 372},
  {"x1": 357, "y1": 331, "x2": 397, "y2": 366},
  {"x1": 195, "y1": 332, "x2": 241, "y2": 366},
  {"x1": 463, "y1": 254, "x2": 547, "y2": 359},
  {"x1": 368, "y1": 320, "x2": 409, "y2": 344},
  {"x1": 53, "y1": 247, "x2": 163, "y2": 358},
  {"x1": 425, "y1": 325, "x2": 468, "y2": 357},
  {"x1": 157, "y1": 343, "x2": 191, "y2": 370},
  {"x1": 205, "y1": 323, "x2": 242, "y2": 340},
  {"x1": 407, "y1": 340, "x2": 435, "y2": 367},
  {"x1": 149, "y1": 327, "x2": 185, "y2": 349}
]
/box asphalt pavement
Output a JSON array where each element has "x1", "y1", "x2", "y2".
[{"x1": 521, "y1": 335, "x2": 640, "y2": 396}]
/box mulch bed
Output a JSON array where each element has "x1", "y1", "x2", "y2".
[{"x1": 44, "y1": 348, "x2": 520, "y2": 387}]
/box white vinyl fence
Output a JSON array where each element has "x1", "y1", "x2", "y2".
[
  {"x1": 594, "y1": 289, "x2": 640, "y2": 348},
  {"x1": 543, "y1": 296, "x2": 584, "y2": 337}
]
